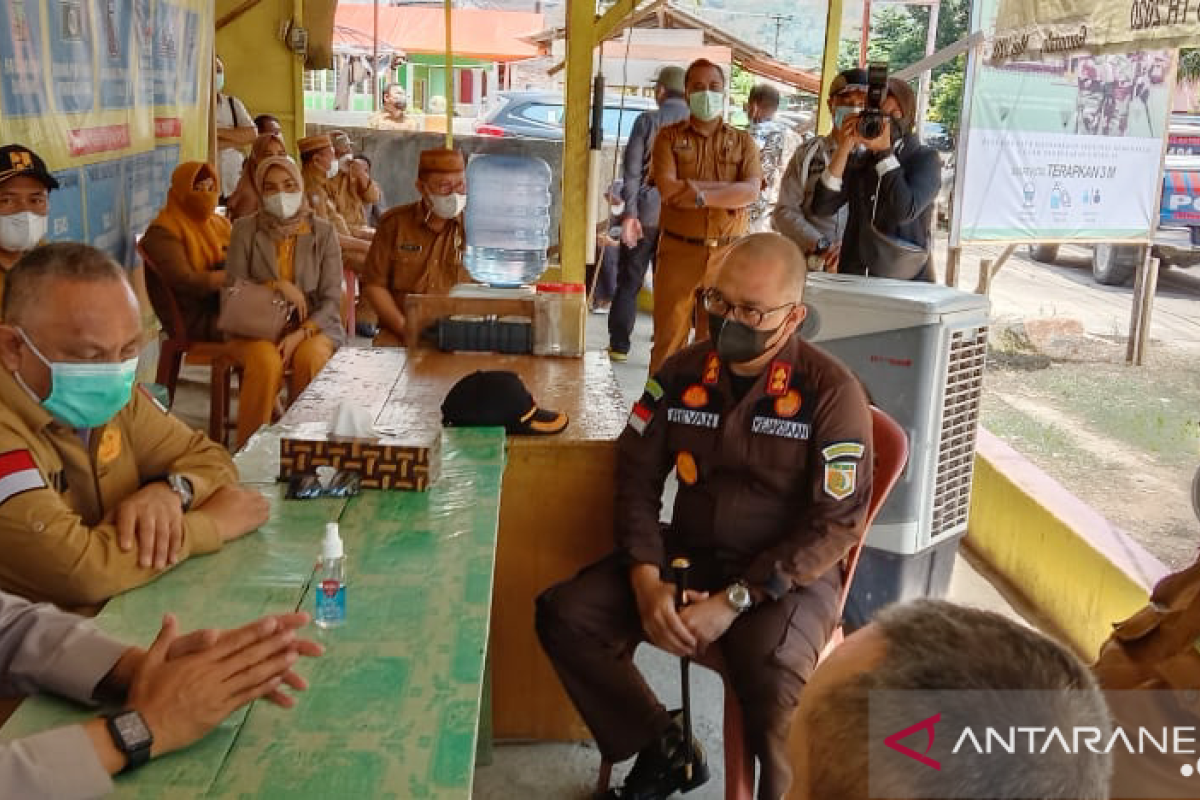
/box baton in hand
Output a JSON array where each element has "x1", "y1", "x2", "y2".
[{"x1": 671, "y1": 556, "x2": 694, "y2": 782}]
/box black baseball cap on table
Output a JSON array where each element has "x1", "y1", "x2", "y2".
[
  {"x1": 442, "y1": 370, "x2": 569, "y2": 435},
  {"x1": 0, "y1": 145, "x2": 60, "y2": 190}
]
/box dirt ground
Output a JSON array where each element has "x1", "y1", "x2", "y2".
[{"x1": 981, "y1": 333, "x2": 1200, "y2": 570}]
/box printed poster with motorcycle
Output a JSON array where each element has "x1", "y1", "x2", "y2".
[
  {"x1": 0, "y1": 0, "x2": 212, "y2": 265},
  {"x1": 956, "y1": 0, "x2": 1175, "y2": 243}
]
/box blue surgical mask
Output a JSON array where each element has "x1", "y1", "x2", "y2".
[
  {"x1": 17, "y1": 329, "x2": 138, "y2": 428},
  {"x1": 833, "y1": 105, "x2": 862, "y2": 128},
  {"x1": 689, "y1": 90, "x2": 724, "y2": 122}
]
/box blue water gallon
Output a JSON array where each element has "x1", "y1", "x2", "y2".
[{"x1": 464, "y1": 154, "x2": 552, "y2": 287}]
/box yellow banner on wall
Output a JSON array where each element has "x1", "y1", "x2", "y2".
[
  {"x1": 0, "y1": 0, "x2": 213, "y2": 265},
  {"x1": 993, "y1": 0, "x2": 1200, "y2": 60}
]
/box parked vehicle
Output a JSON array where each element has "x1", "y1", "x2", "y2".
[
  {"x1": 1029, "y1": 116, "x2": 1200, "y2": 285},
  {"x1": 473, "y1": 91, "x2": 655, "y2": 143},
  {"x1": 922, "y1": 121, "x2": 954, "y2": 152}
]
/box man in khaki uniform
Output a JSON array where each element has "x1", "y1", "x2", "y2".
[
  {"x1": 650, "y1": 58, "x2": 760, "y2": 374},
  {"x1": 0, "y1": 589, "x2": 320, "y2": 795},
  {"x1": 0, "y1": 243, "x2": 268, "y2": 610},
  {"x1": 0, "y1": 144, "x2": 57, "y2": 308},
  {"x1": 361, "y1": 148, "x2": 469, "y2": 347},
  {"x1": 369, "y1": 83, "x2": 421, "y2": 131},
  {"x1": 327, "y1": 130, "x2": 383, "y2": 232},
  {"x1": 297, "y1": 134, "x2": 372, "y2": 271}
]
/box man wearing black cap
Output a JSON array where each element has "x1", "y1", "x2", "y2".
[
  {"x1": 0, "y1": 144, "x2": 59, "y2": 306},
  {"x1": 811, "y1": 75, "x2": 941, "y2": 281}
]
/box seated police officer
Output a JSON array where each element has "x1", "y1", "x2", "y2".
[
  {"x1": 0, "y1": 243, "x2": 268, "y2": 609},
  {"x1": 537, "y1": 232, "x2": 874, "y2": 799}
]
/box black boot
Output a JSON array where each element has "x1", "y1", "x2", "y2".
[{"x1": 603, "y1": 711, "x2": 710, "y2": 799}]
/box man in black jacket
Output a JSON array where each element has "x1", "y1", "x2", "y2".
[{"x1": 811, "y1": 77, "x2": 941, "y2": 281}]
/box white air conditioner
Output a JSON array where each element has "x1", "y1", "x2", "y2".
[{"x1": 801, "y1": 274, "x2": 990, "y2": 627}]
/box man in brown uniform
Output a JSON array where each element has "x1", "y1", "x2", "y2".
[
  {"x1": 0, "y1": 243, "x2": 268, "y2": 610},
  {"x1": 537, "y1": 233, "x2": 873, "y2": 800},
  {"x1": 649, "y1": 58, "x2": 761, "y2": 374},
  {"x1": 327, "y1": 130, "x2": 383, "y2": 232},
  {"x1": 297, "y1": 134, "x2": 372, "y2": 271},
  {"x1": 361, "y1": 148, "x2": 469, "y2": 347}
]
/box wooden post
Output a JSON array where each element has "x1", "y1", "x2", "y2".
[
  {"x1": 559, "y1": 0, "x2": 595, "y2": 283},
  {"x1": 975, "y1": 258, "x2": 993, "y2": 296},
  {"x1": 945, "y1": 245, "x2": 961, "y2": 288},
  {"x1": 816, "y1": 0, "x2": 846, "y2": 135},
  {"x1": 1126, "y1": 253, "x2": 1160, "y2": 366}
]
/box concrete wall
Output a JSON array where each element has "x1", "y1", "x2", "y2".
[{"x1": 309, "y1": 126, "x2": 623, "y2": 250}]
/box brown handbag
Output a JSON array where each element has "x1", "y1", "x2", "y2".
[{"x1": 216, "y1": 279, "x2": 294, "y2": 342}]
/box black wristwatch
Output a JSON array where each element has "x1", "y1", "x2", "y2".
[
  {"x1": 104, "y1": 709, "x2": 154, "y2": 773},
  {"x1": 166, "y1": 474, "x2": 194, "y2": 512}
]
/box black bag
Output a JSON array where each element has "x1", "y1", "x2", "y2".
[{"x1": 860, "y1": 174, "x2": 929, "y2": 280}]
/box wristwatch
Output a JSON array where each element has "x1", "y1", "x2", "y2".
[
  {"x1": 166, "y1": 474, "x2": 194, "y2": 513},
  {"x1": 725, "y1": 582, "x2": 754, "y2": 614},
  {"x1": 694, "y1": 191, "x2": 706, "y2": 209},
  {"x1": 104, "y1": 709, "x2": 154, "y2": 773}
]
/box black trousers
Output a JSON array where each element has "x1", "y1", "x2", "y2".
[{"x1": 608, "y1": 226, "x2": 659, "y2": 354}]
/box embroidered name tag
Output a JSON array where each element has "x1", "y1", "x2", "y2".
[
  {"x1": 751, "y1": 417, "x2": 811, "y2": 440},
  {"x1": 667, "y1": 408, "x2": 719, "y2": 429},
  {"x1": 399, "y1": 243, "x2": 423, "y2": 252}
]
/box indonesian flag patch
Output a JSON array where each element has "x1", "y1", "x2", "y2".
[
  {"x1": 0, "y1": 450, "x2": 46, "y2": 507},
  {"x1": 627, "y1": 402, "x2": 653, "y2": 435}
]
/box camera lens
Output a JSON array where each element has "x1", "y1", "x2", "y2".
[{"x1": 858, "y1": 112, "x2": 883, "y2": 140}]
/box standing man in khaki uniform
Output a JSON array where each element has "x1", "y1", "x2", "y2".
[
  {"x1": 296, "y1": 134, "x2": 372, "y2": 272},
  {"x1": 0, "y1": 243, "x2": 268, "y2": 610},
  {"x1": 327, "y1": 130, "x2": 383, "y2": 232},
  {"x1": 361, "y1": 148, "x2": 469, "y2": 346},
  {"x1": 369, "y1": 84, "x2": 421, "y2": 131},
  {"x1": 538, "y1": 234, "x2": 873, "y2": 800},
  {"x1": 649, "y1": 58, "x2": 761, "y2": 374},
  {"x1": 0, "y1": 589, "x2": 321, "y2": 796}
]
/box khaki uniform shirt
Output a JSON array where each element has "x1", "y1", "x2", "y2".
[
  {"x1": 302, "y1": 163, "x2": 353, "y2": 238},
  {"x1": 361, "y1": 200, "x2": 468, "y2": 308},
  {"x1": 651, "y1": 119, "x2": 761, "y2": 241},
  {"x1": 617, "y1": 334, "x2": 873, "y2": 598},
  {"x1": 0, "y1": 370, "x2": 237, "y2": 609},
  {"x1": 0, "y1": 588, "x2": 129, "y2": 798},
  {"x1": 368, "y1": 111, "x2": 420, "y2": 131},
  {"x1": 330, "y1": 171, "x2": 382, "y2": 230}
]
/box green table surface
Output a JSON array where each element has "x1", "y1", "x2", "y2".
[{"x1": 0, "y1": 428, "x2": 506, "y2": 799}]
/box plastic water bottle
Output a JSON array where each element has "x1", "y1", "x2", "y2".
[
  {"x1": 464, "y1": 154, "x2": 552, "y2": 287},
  {"x1": 315, "y1": 522, "x2": 346, "y2": 628}
]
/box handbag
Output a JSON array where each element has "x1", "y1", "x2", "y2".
[
  {"x1": 217, "y1": 279, "x2": 294, "y2": 342},
  {"x1": 860, "y1": 174, "x2": 930, "y2": 280}
]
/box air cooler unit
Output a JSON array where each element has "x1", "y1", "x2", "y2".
[{"x1": 801, "y1": 274, "x2": 990, "y2": 628}]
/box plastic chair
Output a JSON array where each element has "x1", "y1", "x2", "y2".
[
  {"x1": 139, "y1": 245, "x2": 238, "y2": 445},
  {"x1": 596, "y1": 406, "x2": 909, "y2": 800}
]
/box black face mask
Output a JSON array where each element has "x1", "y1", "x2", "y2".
[{"x1": 708, "y1": 312, "x2": 786, "y2": 365}]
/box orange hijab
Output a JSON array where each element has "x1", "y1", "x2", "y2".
[{"x1": 150, "y1": 162, "x2": 231, "y2": 271}]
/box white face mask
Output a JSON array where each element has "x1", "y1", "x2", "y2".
[
  {"x1": 0, "y1": 211, "x2": 48, "y2": 253},
  {"x1": 325, "y1": 159, "x2": 340, "y2": 179},
  {"x1": 263, "y1": 191, "x2": 303, "y2": 220},
  {"x1": 609, "y1": 201, "x2": 625, "y2": 216},
  {"x1": 428, "y1": 192, "x2": 467, "y2": 220},
  {"x1": 338, "y1": 153, "x2": 353, "y2": 168}
]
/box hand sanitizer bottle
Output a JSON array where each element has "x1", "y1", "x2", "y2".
[{"x1": 315, "y1": 522, "x2": 346, "y2": 628}]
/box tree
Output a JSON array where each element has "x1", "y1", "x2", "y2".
[{"x1": 930, "y1": 59, "x2": 965, "y2": 135}]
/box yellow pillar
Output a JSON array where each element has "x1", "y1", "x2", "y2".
[
  {"x1": 816, "y1": 0, "x2": 845, "y2": 135},
  {"x1": 215, "y1": 0, "x2": 306, "y2": 148},
  {"x1": 559, "y1": 0, "x2": 595, "y2": 285}
]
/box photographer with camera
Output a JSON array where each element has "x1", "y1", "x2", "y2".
[{"x1": 812, "y1": 67, "x2": 941, "y2": 281}]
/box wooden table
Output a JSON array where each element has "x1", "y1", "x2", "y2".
[
  {"x1": 0, "y1": 427, "x2": 505, "y2": 798},
  {"x1": 275, "y1": 347, "x2": 629, "y2": 741}
]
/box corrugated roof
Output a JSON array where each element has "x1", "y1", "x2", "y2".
[{"x1": 335, "y1": 5, "x2": 545, "y2": 62}]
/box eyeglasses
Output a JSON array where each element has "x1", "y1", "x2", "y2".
[{"x1": 702, "y1": 287, "x2": 795, "y2": 328}]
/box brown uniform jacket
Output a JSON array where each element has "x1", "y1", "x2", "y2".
[
  {"x1": 330, "y1": 171, "x2": 382, "y2": 230},
  {"x1": 0, "y1": 589, "x2": 129, "y2": 797},
  {"x1": 302, "y1": 163, "x2": 353, "y2": 237},
  {"x1": 140, "y1": 224, "x2": 222, "y2": 341},
  {"x1": 617, "y1": 334, "x2": 873, "y2": 598},
  {"x1": 0, "y1": 371, "x2": 237, "y2": 608},
  {"x1": 361, "y1": 200, "x2": 468, "y2": 306},
  {"x1": 368, "y1": 111, "x2": 420, "y2": 131},
  {"x1": 651, "y1": 119, "x2": 761, "y2": 241}
]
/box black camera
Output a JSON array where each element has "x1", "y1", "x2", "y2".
[{"x1": 857, "y1": 62, "x2": 890, "y2": 140}]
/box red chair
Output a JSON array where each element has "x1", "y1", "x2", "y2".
[
  {"x1": 597, "y1": 406, "x2": 910, "y2": 799},
  {"x1": 139, "y1": 244, "x2": 238, "y2": 445}
]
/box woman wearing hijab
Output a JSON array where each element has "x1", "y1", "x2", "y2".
[
  {"x1": 141, "y1": 162, "x2": 230, "y2": 340},
  {"x1": 226, "y1": 132, "x2": 288, "y2": 222},
  {"x1": 225, "y1": 155, "x2": 344, "y2": 447}
]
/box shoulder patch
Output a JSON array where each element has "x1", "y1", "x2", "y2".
[
  {"x1": 822, "y1": 442, "x2": 866, "y2": 462},
  {"x1": 0, "y1": 450, "x2": 47, "y2": 506},
  {"x1": 824, "y1": 462, "x2": 857, "y2": 500},
  {"x1": 644, "y1": 378, "x2": 664, "y2": 403},
  {"x1": 627, "y1": 402, "x2": 653, "y2": 436}
]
